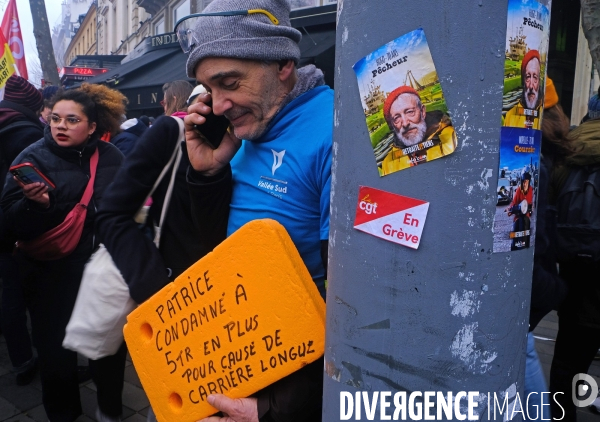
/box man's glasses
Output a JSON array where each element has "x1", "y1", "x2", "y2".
[
  {"x1": 174, "y1": 9, "x2": 279, "y2": 54},
  {"x1": 49, "y1": 115, "x2": 88, "y2": 129}
]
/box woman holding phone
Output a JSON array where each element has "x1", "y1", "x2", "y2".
[{"x1": 0, "y1": 84, "x2": 126, "y2": 422}]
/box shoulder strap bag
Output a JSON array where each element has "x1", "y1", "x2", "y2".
[
  {"x1": 135, "y1": 117, "x2": 184, "y2": 247},
  {"x1": 17, "y1": 148, "x2": 99, "y2": 261},
  {"x1": 63, "y1": 117, "x2": 185, "y2": 360}
]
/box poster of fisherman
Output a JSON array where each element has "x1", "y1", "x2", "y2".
[
  {"x1": 501, "y1": 0, "x2": 551, "y2": 130},
  {"x1": 353, "y1": 28, "x2": 457, "y2": 176}
]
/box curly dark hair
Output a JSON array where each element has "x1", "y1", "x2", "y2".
[{"x1": 50, "y1": 84, "x2": 128, "y2": 137}]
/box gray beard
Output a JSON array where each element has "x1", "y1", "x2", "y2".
[
  {"x1": 524, "y1": 89, "x2": 539, "y2": 109},
  {"x1": 244, "y1": 65, "x2": 326, "y2": 141},
  {"x1": 394, "y1": 119, "x2": 428, "y2": 147},
  {"x1": 224, "y1": 110, "x2": 266, "y2": 141}
]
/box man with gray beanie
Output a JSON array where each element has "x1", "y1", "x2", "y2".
[{"x1": 179, "y1": 0, "x2": 331, "y2": 420}]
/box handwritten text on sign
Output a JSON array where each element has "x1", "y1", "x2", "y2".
[
  {"x1": 354, "y1": 186, "x2": 429, "y2": 249},
  {"x1": 124, "y1": 219, "x2": 326, "y2": 422}
]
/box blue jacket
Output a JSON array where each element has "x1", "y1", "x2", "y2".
[{"x1": 111, "y1": 119, "x2": 148, "y2": 157}]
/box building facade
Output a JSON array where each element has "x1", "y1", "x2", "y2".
[
  {"x1": 79, "y1": 1, "x2": 336, "y2": 117},
  {"x1": 61, "y1": 0, "x2": 598, "y2": 125},
  {"x1": 64, "y1": 2, "x2": 97, "y2": 65},
  {"x1": 65, "y1": 0, "x2": 337, "y2": 63},
  {"x1": 52, "y1": 0, "x2": 95, "y2": 68},
  {"x1": 137, "y1": 0, "x2": 336, "y2": 39},
  {"x1": 96, "y1": 0, "x2": 151, "y2": 56}
]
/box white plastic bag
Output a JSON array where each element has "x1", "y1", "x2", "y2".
[
  {"x1": 63, "y1": 117, "x2": 184, "y2": 360},
  {"x1": 63, "y1": 245, "x2": 136, "y2": 359}
]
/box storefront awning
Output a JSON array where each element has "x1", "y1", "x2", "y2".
[
  {"x1": 79, "y1": 46, "x2": 193, "y2": 114},
  {"x1": 83, "y1": 47, "x2": 187, "y2": 88},
  {"x1": 111, "y1": 49, "x2": 191, "y2": 90}
]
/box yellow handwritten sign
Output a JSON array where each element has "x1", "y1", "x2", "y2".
[{"x1": 124, "y1": 219, "x2": 326, "y2": 422}]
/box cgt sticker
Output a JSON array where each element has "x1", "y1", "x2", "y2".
[{"x1": 354, "y1": 186, "x2": 429, "y2": 249}]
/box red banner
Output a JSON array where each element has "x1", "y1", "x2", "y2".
[{"x1": 1, "y1": 0, "x2": 28, "y2": 80}]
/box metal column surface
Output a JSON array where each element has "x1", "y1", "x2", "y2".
[{"x1": 324, "y1": 0, "x2": 533, "y2": 420}]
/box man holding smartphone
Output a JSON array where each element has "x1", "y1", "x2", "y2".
[{"x1": 179, "y1": 0, "x2": 332, "y2": 420}]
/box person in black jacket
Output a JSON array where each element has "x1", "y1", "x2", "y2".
[
  {"x1": 0, "y1": 75, "x2": 44, "y2": 386},
  {"x1": 548, "y1": 94, "x2": 600, "y2": 421},
  {"x1": 96, "y1": 115, "x2": 215, "y2": 304},
  {"x1": 95, "y1": 81, "x2": 204, "y2": 305},
  {"x1": 95, "y1": 87, "x2": 216, "y2": 422},
  {"x1": 1, "y1": 84, "x2": 126, "y2": 422},
  {"x1": 0, "y1": 75, "x2": 45, "y2": 196},
  {"x1": 525, "y1": 78, "x2": 570, "y2": 421}
]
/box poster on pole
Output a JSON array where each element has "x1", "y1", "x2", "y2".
[
  {"x1": 353, "y1": 28, "x2": 457, "y2": 177},
  {"x1": 353, "y1": 186, "x2": 429, "y2": 249},
  {"x1": 493, "y1": 0, "x2": 550, "y2": 253},
  {"x1": 492, "y1": 128, "x2": 541, "y2": 252},
  {"x1": 501, "y1": 0, "x2": 551, "y2": 130}
]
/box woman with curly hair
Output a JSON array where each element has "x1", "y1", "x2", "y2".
[{"x1": 1, "y1": 83, "x2": 126, "y2": 422}]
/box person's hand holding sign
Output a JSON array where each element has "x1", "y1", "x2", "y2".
[{"x1": 197, "y1": 395, "x2": 258, "y2": 422}]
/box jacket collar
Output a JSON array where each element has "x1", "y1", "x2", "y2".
[
  {"x1": 43, "y1": 125, "x2": 99, "y2": 162},
  {"x1": 127, "y1": 120, "x2": 148, "y2": 137}
]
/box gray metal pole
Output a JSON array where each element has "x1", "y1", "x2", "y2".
[{"x1": 324, "y1": 0, "x2": 535, "y2": 420}]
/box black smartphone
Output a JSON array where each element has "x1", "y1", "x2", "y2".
[
  {"x1": 194, "y1": 99, "x2": 230, "y2": 150},
  {"x1": 9, "y1": 163, "x2": 55, "y2": 191}
]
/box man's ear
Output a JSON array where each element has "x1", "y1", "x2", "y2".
[{"x1": 277, "y1": 59, "x2": 296, "y2": 81}]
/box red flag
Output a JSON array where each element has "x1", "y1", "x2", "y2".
[{"x1": 1, "y1": 0, "x2": 28, "y2": 80}]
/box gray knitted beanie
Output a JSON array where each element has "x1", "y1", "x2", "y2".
[{"x1": 185, "y1": 0, "x2": 302, "y2": 77}]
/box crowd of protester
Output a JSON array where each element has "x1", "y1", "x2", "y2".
[
  {"x1": 1, "y1": 0, "x2": 599, "y2": 421},
  {"x1": 0, "y1": 0, "x2": 331, "y2": 421}
]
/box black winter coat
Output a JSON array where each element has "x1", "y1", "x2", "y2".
[
  {"x1": 0, "y1": 100, "x2": 45, "y2": 252},
  {"x1": 0, "y1": 101, "x2": 45, "y2": 196},
  {"x1": 550, "y1": 119, "x2": 600, "y2": 328},
  {"x1": 1, "y1": 126, "x2": 124, "y2": 262},
  {"x1": 530, "y1": 155, "x2": 568, "y2": 330},
  {"x1": 96, "y1": 116, "x2": 216, "y2": 303}
]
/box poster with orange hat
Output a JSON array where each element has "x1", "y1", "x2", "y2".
[
  {"x1": 353, "y1": 28, "x2": 457, "y2": 177},
  {"x1": 501, "y1": 0, "x2": 551, "y2": 130},
  {"x1": 492, "y1": 0, "x2": 550, "y2": 253}
]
